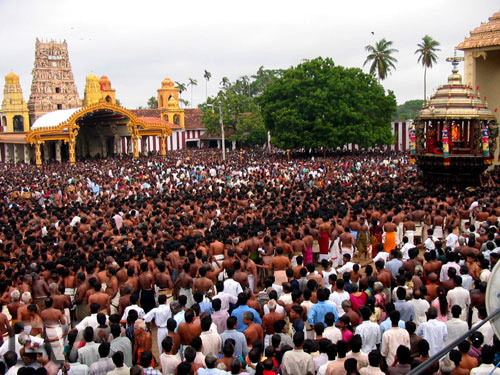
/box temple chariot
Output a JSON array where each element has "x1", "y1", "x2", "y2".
[{"x1": 412, "y1": 56, "x2": 498, "y2": 185}]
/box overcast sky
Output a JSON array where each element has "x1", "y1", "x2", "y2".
[{"x1": 0, "y1": 0, "x2": 498, "y2": 109}]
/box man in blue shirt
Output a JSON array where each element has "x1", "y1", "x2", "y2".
[
  {"x1": 394, "y1": 287, "x2": 414, "y2": 322},
  {"x1": 380, "y1": 302, "x2": 406, "y2": 335},
  {"x1": 307, "y1": 288, "x2": 338, "y2": 327},
  {"x1": 386, "y1": 250, "x2": 403, "y2": 279},
  {"x1": 231, "y1": 293, "x2": 262, "y2": 332},
  {"x1": 220, "y1": 316, "x2": 248, "y2": 358}
]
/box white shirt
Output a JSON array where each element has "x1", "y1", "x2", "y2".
[
  {"x1": 445, "y1": 318, "x2": 468, "y2": 345},
  {"x1": 446, "y1": 287, "x2": 470, "y2": 320},
  {"x1": 400, "y1": 243, "x2": 413, "y2": 261},
  {"x1": 213, "y1": 291, "x2": 238, "y2": 311},
  {"x1": 446, "y1": 233, "x2": 459, "y2": 250},
  {"x1": 471, "y1": 364, "x2": 500, "y2": 375},
  {"x1": 424, "y1": 237, "x2": 436, "y2": 251},
  {"x1": 75, "y1": 314, "x2": 105, "y2": 332},
  {"x1": 337, "y1": 261, "x2": 355, "y2": 275},
  {"x1": 263, "y1": 303, "x2": 285, "y2": 316},
  {"x1": 416, "y1": 319, "x2": 448, "y2": 356},
  {"x1": 461, "y1": 274, "x2": 474, "y2": 291},
  {"x1": 355, "y1": 320, "x2": 381, "y2": 353},
  {"x1": 121, "y1": 304, "x2": 145, "y2": 322},
  {"x1": 329, "y1": 291, "x2": 350, "y2": 317},
  {"x1": 159, "y1": 353, "x2": 181, "y2": 375},
  {"x1": 323, "y1": 326, "x2": 342, "y2": 344},
  {"x1": 6, "y1": 365, "x2": 22, "y2": 375},
  {"x1": 408, "y1": 298, "x2": 430, "y2": 327},
  {"x1": 474, "y1": 321, "x2": 494, "y2": 346},
  {"x1": 440, "y1": 262, "x2": 461, "y2": 282},
  {"x1": 143, "y1": 304, "x2": 171, "y2": 328},
  {"x1": 372, "y1": 252, "x2": 390, "y2": 264},
  {"x1": 223, "y1": 278, "x2": 243, "y2": 297}
]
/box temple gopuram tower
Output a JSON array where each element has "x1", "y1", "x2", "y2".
[
  {"x1": 1, "y1": 72, "x2": 30, "y2": 133},
  {"x1": 27, "y1": 39, "x2": 81, "y2": 125}
]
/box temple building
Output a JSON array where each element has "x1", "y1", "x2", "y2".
[
  {"x1": 0, "y1": 39, "x2": 205, "y2": 165},
  {"x1": 457, "y1": 11, "x2": 500, "y2": 160}
]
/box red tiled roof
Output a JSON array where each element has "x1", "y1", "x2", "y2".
[
  {"x1": 456, "y1": 11, "x2": 500, "y2": 50},
  {"x1": 131, "y1": 109, "x2": 162, "y2": 118},
  {"x1": 184, "y1": 108, "x2": 205, "y2": 130},
  {"x1": 137, "y1": 116, "x2": 182, "y2": 130}
]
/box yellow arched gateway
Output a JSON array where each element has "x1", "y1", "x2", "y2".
[{"x1": 25, "y1": 100, "x2": 173, "y2": 166}]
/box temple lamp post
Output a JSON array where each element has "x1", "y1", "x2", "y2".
[{"x1": 206, "y1": 100, "x2": 225, "y2": 162}]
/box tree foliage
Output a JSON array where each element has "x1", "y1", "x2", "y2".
[
  {"x1": 258, "y1": 57, "x2": 396, "y2": 150},
  {"x1": 364, "y1": 39, "x2": 398, "y2": 82},
  {"x1": 199, "y1": 67, "x2": 282, "y2": 146},
  {"x1": 415, "y1": 35, "x2": 440, "y2": 101},
  {"x1": 147, "y1": 96, "x2": 158, "y2": 109},
  {"x1": 394, "y1": 99, "x2": 424, "y2": 121}
]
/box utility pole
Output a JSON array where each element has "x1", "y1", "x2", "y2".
[{"x1": 219, "y1": 101, "x2": 225, "y2": 162}]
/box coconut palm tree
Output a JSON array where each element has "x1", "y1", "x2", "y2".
[
  {"x1": 220, "y1": 76, "x2": 230, "y2": 89},
  {"x1": 179, "y1": 98, "x2": 189, "y2": 108},
  {"x1": 363, "y1": 38, "x2": 399, "y2": 83},
  {"x1": 203, "y1": 70, "x2": 211, "y2": 101},
  {"x1": 415, "y1": 35, "x2": 440, "y2": 102},
  {"x1": 188, "y1": 78, "x2": 197, "y2": 107},
  {"x1": 175, "y1": 82, "x2": 187, "y2": 107}
]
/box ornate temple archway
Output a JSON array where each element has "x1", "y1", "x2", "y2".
[{"x1": 26, "y1": 101, "x2": 172, "y2": 165}]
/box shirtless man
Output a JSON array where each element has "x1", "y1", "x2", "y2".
[
  {"x1": 7, "y1": 290, "x2": 23, "y2": 322},
  {"x1": 138, "y1": 262, "x2": 155, "y2": 314},
  {"x1": 232, "y1": 261, "x2": 249, "y2": 290},
  {"x1": 243, "y1": 311, "x2": 263, "y2": 348},
  {"x1": 339, "y1": 228, "x2": 356, "y2": 260},
  {"x1": 412, "y1": 206, "x2": 426, "y2": 244},
  {"x1": 154, "y1": 262, "x2": 173, "y2": 291},
  {"x1": 88, "y1": 282, "x2": 111, "y2": 315},
  {"x1": 0, "y1": 303, "x2": 10, "y2": 344},
  {"x1": 40, "y1": 297, "x2": 66, "y2": 360},
  {"x1": 175, "y1": 263, "x2": 194, "y2": 308},
  {"x1": 240, "y1": 250, "x2": 258, "y2": 293},
  {"x1": 177, "y1": 309, "x2": 202, "y2": 346},
  {"x1": 403, "y1": 215, "x2": 416, "y2": 246},
  {"x1": 423, "y1": 251, "x2": 442, "y2": 278},
  {"x1": 32, "y1": 274, "x2": 50, "y2": 311},
  {"x1": 291, "y1": 233, "x2": 306, "y2": 267},
  {"x1": 193, "y1": 267, "x2": 216, "y2": 296},
  {"x1": 432, "y1": 211, "x2": 445, "y2": 239},
  {"x1": 105, "y1": 267, "x2": 119, "y2": 314},
  {"x1": 209, "y1": 238, "x2": 225, "y2": 261},
  {"x1": 383, "y1": 217, "x2": 398, "y2": 253}
]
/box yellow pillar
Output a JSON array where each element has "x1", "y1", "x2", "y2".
[
  {"x1": 133, "y1": 136, "x2": 139, "y2": 159},
  {"x1": 35, "y1": 142, "x2": 42, "y2": 166},
  {"x1": 69, "y1": 139, "x2": 76, "y2": 165},
  {"x1": 159, "y1": 134, "x2": 166, "y2": 156}
]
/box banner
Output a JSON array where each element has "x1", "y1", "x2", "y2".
[{"x1": 442, "y1": 124, "x2": 450, "y2": 166}]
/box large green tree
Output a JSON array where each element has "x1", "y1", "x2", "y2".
[
  {"x1": 364, "y1": 38, "x2": 398, "y2": 82},
  {"x1": 415, "y1": 35, "x2": 440, "y2": 101},
  {"x1": 259, "y1": 57, "x2": 396, "y2": 150},
  {"x1": 200, "y1": 89, "x2": 267, "y2": 146}
]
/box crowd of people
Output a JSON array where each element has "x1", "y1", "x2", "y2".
[{"x1": 0, "y1": 149, "x2": 498, "y2": 375}]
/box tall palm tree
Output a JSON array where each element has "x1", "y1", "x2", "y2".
[
  {"x1": 363, "y1": 38, "x2": 399, "y2": 83},
  {"x1": 220, "y1": 76, "x2": 230, "y2": 88},
  {"x1": 415, "y1": 35, "x2": 440, "y2": 102},
  {"x1": 203, "y1": 70, "x2": 211, "y2": 101},
  {"x1": 175, "y1": 82, "x2": 187, "y2": 107},
  {"x1": 188, "y1": 78, "x2": 198, "y2": 107}
]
